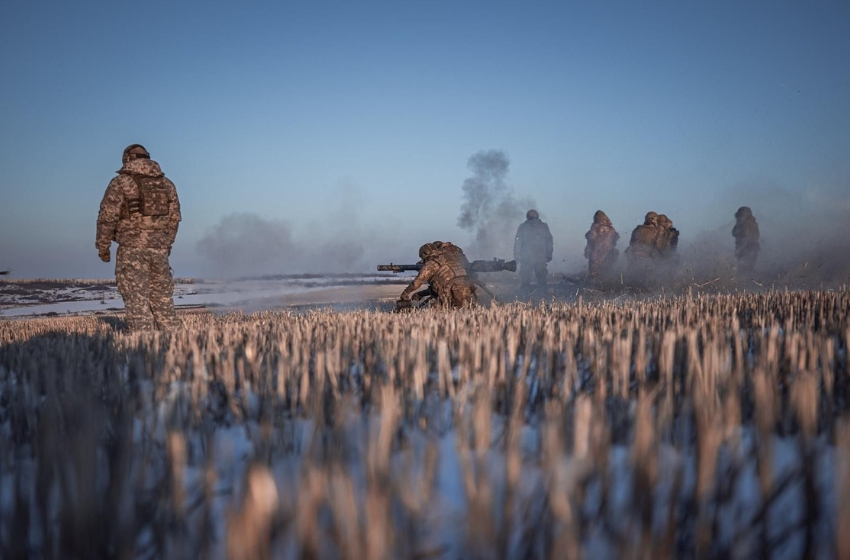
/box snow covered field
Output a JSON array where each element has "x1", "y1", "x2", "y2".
[
  {"x1": 1, "y1": 290, "x2": 848, "y2": 558},
  {"x1": 0, "y1": 275, "x2": 407, "y2": 318}
]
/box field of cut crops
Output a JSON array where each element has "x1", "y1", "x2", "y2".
[{"x1": 1, "y1": 290, "x2": 849, "y2": 559}]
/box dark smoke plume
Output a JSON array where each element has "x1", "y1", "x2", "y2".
[{"x1": 457, "y1": 150, "x2": 534, "y2": 258}]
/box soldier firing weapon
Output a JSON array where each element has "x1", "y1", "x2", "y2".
[{"x1": 380, "y1": 255, "x2": 516, "y2": 310}]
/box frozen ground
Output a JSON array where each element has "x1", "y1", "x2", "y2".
[{"x1": 0, "y1": 275, "x2": 409, "y2": 318}]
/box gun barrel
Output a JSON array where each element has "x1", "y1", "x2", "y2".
[
  {"x1": 377, "y1": 264, "x2": 422, "y2": 273},
  {"x1": 469, "y1": 258, "x2": 517, "y2": 273}
]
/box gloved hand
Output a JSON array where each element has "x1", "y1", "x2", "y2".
[
  {"x1": 99, "y1": 249, "x2": 111, "y2": 263},
  {"x1": 394, "y1": 298, "x2": 412, "y2": 311}
]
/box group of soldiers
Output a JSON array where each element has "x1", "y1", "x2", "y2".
[
  {"x1": 93, "y1": 143, "x2": 763, "y2": 327},
  {"x1": 395, "y1": 205, "x2": 761, "y2": 310},
  {"x1": 584, "y1": 210, "x2": 681, "y2": 279},
  {"x1": 583, "y1": 207, "x2": 761, "y2": 280}
]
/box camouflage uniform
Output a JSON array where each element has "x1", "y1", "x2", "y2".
[
  {"x1": 513, "y1": 210, "x2": 553, "y2": 293},
  {"x1": 732, "y1": 206, "x2": 760, "y2": 272},
  {"x1": 96, "y1": 145, "x2": 181, "y2": 331},
  {"x1": 654, "y1": 214, "x2": 680, "y2": 258},
  {"x1": 398, "y1": 243, "x2": 477, "y2": 309},
  {"x1": 584, "y1": 210, "x2": 619, "y2": 277},
  {"x1": 626, "y1": 212, "x2": 661, "y2": 260},
  {"x1": 625, "y1": 211, "x2": 662, "y2": 284}
]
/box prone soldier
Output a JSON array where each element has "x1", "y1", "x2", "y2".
[{"x1": 96, "y1": 144, "x2": 181, "y2": 331}]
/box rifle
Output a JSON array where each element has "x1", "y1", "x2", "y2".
[{"x1": 377, "y1": 258, "x2": 517, "y2": 274}]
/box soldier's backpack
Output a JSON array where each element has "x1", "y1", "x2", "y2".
[{"x1": 127, "y1": 176, "x2": 170, "y2": 217}]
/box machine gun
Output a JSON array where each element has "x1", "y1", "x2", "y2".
[{"x1": 377, "y1": 257, "x2": 517, "y2": 274}]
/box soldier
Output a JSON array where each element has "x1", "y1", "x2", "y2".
[
  {"x1": 513, "y1": 209, "x2": 553, "y2": 294},
  {"x1": 654, "y1": 214, "x2": 680, "y2": 258},
  {"x1": 584, "y1": 210, "x2": 619, "y2": 277},
  {"x1": 626, "y1": 212, "x2": 661, "y2": 261},
  {"x1": 96, "y1": 144, "x2": 181, "y2": 331},
  {"x1": 396, "y1": 242, "x2": 478, "y2": 309},
  {"x1": 732, "y1": 206, "x2": 760, "y2": 272},
  {"x1": 433, "y1": 240, "x2": 471, "y2": 269}
]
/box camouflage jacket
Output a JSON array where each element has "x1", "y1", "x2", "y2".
[
  {"x1": 585, "y1": 223, "x2": 619, "y2": 261},
  {"x1": 732, "y1": 216, "x2": 760, "y2": 252},
  {"x1": 513, "y1": 218, "x2": 553, "y2": 263},
  {"x1": 627, "y1": 224, "x2": 659, "y2": 258},
  {"x1": 654, "y1": 226, "x2": 680, "y2": 255},
  {"x1": 400, "y1": 247, "x2": 469, "y2": 301},
  {"x1": 96, "y1": 158, "x2": 181, "y2": 252}
]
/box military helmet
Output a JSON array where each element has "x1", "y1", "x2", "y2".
[
  {"x1": 419, "y1": 242, "x2": 438, "y2": 260},
  {"x1": 593, "y1": 210, "x2": 609, "y2": 224},
  {"x1": 644, "y1": 211, "x2": 658, "y2": 224},
  {"x1": 657, "y1": 214, "x2": 671, "y2": 227},
  {"x1": 526, "y1": 209, "x2": 539, "y2": 220},
  {"x1": 122, "y1": 144, "x2": 150, "y2": 164},
  {"x1": 735, "y1": 206, "x2": 752, "y2": 218}
]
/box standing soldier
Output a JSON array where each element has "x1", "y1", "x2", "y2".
[
  {"x1": 396, "y1": 242, "x2": 478, "y2": 309},
  {"x1": 654, "y1": 214, "x2": 680, "y2": 258},
  {"x1": 513, "y1": 209, "x2": 553, "y2": 294},
  {"x1": 584, "y1": 210, "x2": 619, "y2": 278},
  {"x1": 625, "y1": 211, "x2": 661, "y2": 285},
  {"x1": 732, "y1": 206, "x2": 760, "y2": 273},
  {"x1": 96, "y1": 144, "x2": 181, "y2": 331},
  {"x1": 626, "y1": 212, "x2": 660, "y2": 261}
]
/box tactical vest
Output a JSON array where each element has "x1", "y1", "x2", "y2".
[
  {"x1": 430, "y1": 252, "x2": 468, "y2": 292},
  {"x1": 121, "y1": 175, "x2": 171, "y2": 221}
]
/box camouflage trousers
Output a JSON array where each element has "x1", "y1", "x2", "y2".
[
  {"x1": 115, "y1": 246, "x2": 177, "y2": 331},
  {"x1": 736, "y1": 249, "x2": 758, "y2": 273},
  {"x1": 625, "y1": 255, "x2": 657, "y2": 286},
  {"x1": 588, "y1": 251, "x2": 618, "y2": 277},
  {"x1": 519, "y1": 261, "x2": 548, "y2": 290},
  {"x1": 436, "y1": 278, "x2": 478, "y2": 309},
  {"x1": 588, "y1": 259, "x2": 605, "y2": 277}
]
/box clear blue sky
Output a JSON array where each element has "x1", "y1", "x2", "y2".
[{"x1": 1, "y1": 0, "x2": 848, "y2": 277}]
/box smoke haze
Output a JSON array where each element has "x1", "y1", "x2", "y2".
[
  {"x1": 615, "y1": 176, "x2": 850, "y2": 288},
  {"x1": 457, "y1": 150, "x2": 535, "y2": 259}
]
